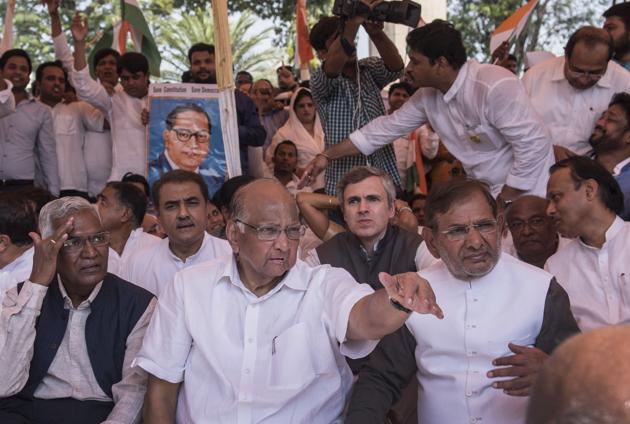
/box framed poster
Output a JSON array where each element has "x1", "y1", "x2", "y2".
[{"x1": 146, "y1": 83, "x2": 237, "y2": 197}]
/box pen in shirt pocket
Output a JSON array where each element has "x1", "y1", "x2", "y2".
[{"x1": 272, "y1": 336, "x2": 278, "y2": 355}]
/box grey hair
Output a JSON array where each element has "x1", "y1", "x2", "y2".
[
  {"x1": 336, "y1": 166, "x2": 396, "y2": 209},
  {"x1": 39, "y1": 197, "x2": 100, "y2": 239}
]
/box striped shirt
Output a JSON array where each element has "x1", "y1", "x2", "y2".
[{"x1": 311, "y1": 57, "x2": 402, "y2": 194}]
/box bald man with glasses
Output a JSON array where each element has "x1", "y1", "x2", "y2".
[{"x1": 523, "y1": 26, "x2": 630, "y2": 158}]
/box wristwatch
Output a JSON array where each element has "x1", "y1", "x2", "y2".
[
  {"x1": 340, "y1": 37, "x2": 356, "y2": 57},
  {"x1": 389, "y1": 297, "x2": 412, "y2": 314}
]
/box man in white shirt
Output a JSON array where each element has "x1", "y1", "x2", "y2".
[
  {"x1": 589, "y1": 91, "x2": 630, "y2": 219},
  {"x1": 522, "y1": 26, "x2": 630, "y2": 156},
  {"x1": 302, "y1": 20, "x2": 554, "y2": 205},
  {"x1": 122, "y1": 170, "x2": 231, "y2": 296},
  {"x1": 504, "y1": 196, "x2": 570, "y2": 268},
  {"x1": 45, "y1": 0, "x2": 118, "y2": 197},
  {"x1": 388, "y1": 82, "x2": 416, "y2": 186},
  {"x1": 69, "y1": 14, "x2": 148, "y2": 180},
  {"x1": 135, "y1": 178, "x2": 444, "y2": 423},
  {"x1": 36, "y1": 60, "x2": 105, "y2": 199},
  {"x1": 346, "y1": 178, "x2": 579, "y2": 424},
  {"x1": 96, "y1": 182, "x2": 160, "y2": 278},
  {"x1": 0, "y1": 193, "x2": 36, "y2": 304},
  {"x1": 545, "y1": 156, "x2": 630, "y2": 331}
]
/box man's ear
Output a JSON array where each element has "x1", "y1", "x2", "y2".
[
  {"x1": 120, "y1": 207, "x2": 133, "y2": 225},
  {"x1": 0, "y1": 234, "x2": 11, "y2": 253},
  {"x1": 421, "y1": 227, "x2": 440, "y2": 259},
  {"x1": 583, "y1": 178, "x2": 599, "y2": 202},
  {"x1": 226, "y1": 220, "x2": 240, "y2": 254}
]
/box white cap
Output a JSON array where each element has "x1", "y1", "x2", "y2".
[{"x1": 524, "y1": 51, "x2": 555, "y2": 69}]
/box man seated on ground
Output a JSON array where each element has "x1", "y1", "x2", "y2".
[
  {"x1": 545, "y1": 156, "x2": 630, "y2": 331},
  {"x1": 135, "y1": 178, "x2": 444, "y2": 422},
  {"x1": 206, "y1": 199, "x2": 226, "y2": 239},
  {"x1": 527, "y1": 325, "x2": 630, "y2": 424},
  {"x1": 522, "y1": 26, "x2": 630, "y2": 157},
  {"x1": 306, "y1": 166, "x2": 434, "y2": 272},
  {"x1": 96, "y1": 182, "x2": 160, "y2": 277},
  {"x1": 305, "y1": 166, "x2": 433, "y2": 424},
  {"x1": 346, "y1": 178, "x2": 579, "y2": 424},
  {"x1": 504, "y1": 196, "x2": 570, "y2": 268},
  {"x1": 0, "y1": 197, "x2": 155, "y2": 424},
  {"x1": 121, "y1": 170, "x2": 231, "y2": 296},
  {"x1": 271, "y1": 140, "x2": 312, "y2": 196},
  {"x1": 590, "y1": 91, "x2": 630, "y2": 219},
  {"x1": 0, "y1": 193, "x2": 37, "y2": 303}
]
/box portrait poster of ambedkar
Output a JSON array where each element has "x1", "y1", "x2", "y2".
[{"x1": 147, "y1": 83, "x2": 235, "y2": 196}]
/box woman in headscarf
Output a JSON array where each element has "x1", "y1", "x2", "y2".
[{"x1": 265, "y1": 87, "x2": 325, "y2": 190}]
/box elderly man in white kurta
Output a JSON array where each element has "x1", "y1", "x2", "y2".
[
  {"x1": 301, "y1": 20, "x2": 554, "y2": 205},
  {"x1": 346, "y1": 179, "x2": 579, "y2": 424},
  {"x1": 134, "y1": 179, "x2": 444, "y2": 423},
  {"x1": 522, "y1": 26, "x2": 630, "y2": 156}
]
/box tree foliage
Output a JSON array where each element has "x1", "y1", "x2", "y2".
[
  {"x1": 448, "y1": 0, "x2": 610, "y2": 67},
  {"x1": 156, "y1": 9, "x2": 280, "y2": 81}
]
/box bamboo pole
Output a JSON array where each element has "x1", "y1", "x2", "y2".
[{"x1": 212, "y1": 0, "x2": 242, "y2": 176}]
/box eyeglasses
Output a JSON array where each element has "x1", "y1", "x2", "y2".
[
  {"x1": 62, "y1": 231, "x2": 110, "y2": 252},
  {"x1": 236, "y1": 219, "x2": 305, "y2": 241},
  {"x1": 507, "y1": 216, "x2": 547, "y2": 232},
  {"x1": 254, "y1": 89, "x2": 272, "y2": 96},
  {"x1": 170, "y1": 127, "x2": 211, "y2": 144},
  {"x1": 566, "y1": 61, "x2": 606, "y2": 80},
  {"x1": 439, "y1": 219, "x2": 498, "y2": 241}
]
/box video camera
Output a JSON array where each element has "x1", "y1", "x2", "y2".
[{"x1": 332, "y1": 0, "x2": 422, "y2": 28}]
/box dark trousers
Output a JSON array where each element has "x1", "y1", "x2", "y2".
[{"x1": 0, "y1": 396, "x2": 114, "y2": 424}]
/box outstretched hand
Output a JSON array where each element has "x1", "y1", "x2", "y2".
[
  {"x1": 29, "y1": 218, "x2": 74, "y2": 286},
  {"x1": 71, "y1": 13, "x2": 88, "y2": 43},
  {"x1": 42, "y1": 0, "x2": 60, "y2": 15},
  {"x1": 379, "y1": 272, "x2": 443, "y2": 319},
  {"x1": 297, "y1": 155, "x2": 328, "y2": 189}
]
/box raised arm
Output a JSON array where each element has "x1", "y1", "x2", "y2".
[
  {"x1": 46, "y1": 0, "x2": 76, "y2": 74},
  {"x1": 363, "y1": 19, "x2": 404, "y2": 72},
  {"x1": 296, "y1": 192, "x2": 344, "y2": 241},
  {"x1": 69, "y1": 13, "x2": 112, "y2": 114},
  {"x1": 0, "y1": 220, "x2": 72, "y2": 396}
]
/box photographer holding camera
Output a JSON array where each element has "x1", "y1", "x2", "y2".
[{"x1": 307, "y1": 0, "x2": 405, "y2": 196}]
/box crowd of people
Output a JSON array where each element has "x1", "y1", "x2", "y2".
[{"x1": 1, "y1": 0, "x2": 630, "y2": 422}]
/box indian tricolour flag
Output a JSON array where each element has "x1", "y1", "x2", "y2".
[
  {"x1": 88, "y1": 0, "x2": 161, "y2": 77},
  {"x1": 489, "y1": 0, "x2": 539, "y2": 54}
]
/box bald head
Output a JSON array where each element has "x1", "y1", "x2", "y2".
[
  {"x1": 230, "y1": 178, "x2": 297, "y2": 222},
  {"x1": 505, "y1": 195, "x2": 558, "y2": 268},
  {"x1": 527, "y1": 326, "x2": 630, "y2": 424}
]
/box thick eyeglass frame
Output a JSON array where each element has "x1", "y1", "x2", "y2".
[
  {"x1": 438, "y1": 219, "x2": 498, "y2": 241},
  {"x1": 62, "y1": 231, "x2": 111, "y2": 252},
  {"x1": 236, "y1": 219, "x2": 305, "y2": 241},
  {"x1": 169, "y1": 127, "x2": 211, "y2": 144}
]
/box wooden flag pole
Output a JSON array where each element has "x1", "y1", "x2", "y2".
[{"x1": 212, "y1": 0, "x2": 242, "y2": 176}]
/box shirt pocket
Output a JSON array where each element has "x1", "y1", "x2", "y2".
[
  {"x1": 55, "y1": 114, "x2": 80, "y2": 136},
  {"x1": 464, "y1": 124, "x2": 500, "y2": 153},
  {"x1": 268, "y1": 322, "x2": 318, "y2": 390}
]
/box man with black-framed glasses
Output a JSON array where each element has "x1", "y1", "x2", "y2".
[
  {"x1": 137, "y1": 178, "x2": 444, "y2": 423},
  {"x1": 0, "y1": 196, "x2": 156, "y2": 423},
  {"x1": 148, "y1": 103, "x2": 225, "y2": 197},
  {"x1": 347, "y1": 178, "x2": 579, "y2": 424},
  {"x1": 523, "y1": 26, "x2": 630, "y2": 158}
]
